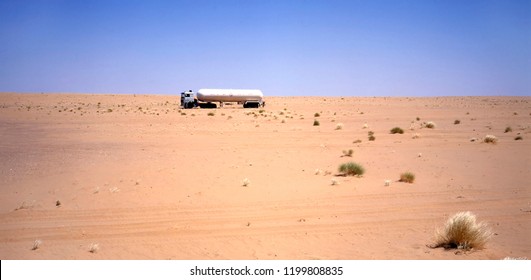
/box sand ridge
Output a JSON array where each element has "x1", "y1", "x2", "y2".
[{"x1": 0, "y1": 93, "x2": 530, "y2": 259}]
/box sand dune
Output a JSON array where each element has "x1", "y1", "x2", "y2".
[{"x1": 0, "y1": 93, "x2": 529, "y2": 259}]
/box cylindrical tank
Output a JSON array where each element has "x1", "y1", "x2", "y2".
[{"x1": 196, "y1": 89, "x2": 263, "y2": 103}]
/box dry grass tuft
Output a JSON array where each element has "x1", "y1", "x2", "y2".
[
  {"x1": 89, "y1": 243, "x2": 99, "y2": 253},
  {"x1": 15, "y1": 200, "x2": 35, "y2": 211},
  {"x1": 424, "y1": 121, "x2": 436, "y2": 128},
  {"x1": 432, "y1": 211, "x2": 492, "y2": 250},
  {"x1": 390, "y1": 127, "x2": 404, "y2": 134},
  {"x1": 342, "y1": 149, "x2": 353, "y2": 157},
  {"x1": 433, "y1": 211, "x2": 492, "y2": 250},
  {"x1": 484, "y1": 135, "x2": 498, "y2": 144},
  {"x1": 32, "y1": 239, "x2": 42, "y2": 250},
  {"x1": 368, "y1": 131, "x2": 375, "y2": 141},
  {"x1": 399, "y1": 172, "x2": 415, "y2": 183},
  {"x1": 242, "y1": 178, "x2": 250, "y2": 187},
  {"x1": 338, "y1": 162, "x2": 365, "y2": 176}
]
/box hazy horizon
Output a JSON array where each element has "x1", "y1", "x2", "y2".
[{"x1": 1, "y1": 0, "x2": 530, "y2": 97}]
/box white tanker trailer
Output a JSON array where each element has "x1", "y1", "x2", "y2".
[{"x1": 181, "y1": 89, "x2": 265, "y2": 109}]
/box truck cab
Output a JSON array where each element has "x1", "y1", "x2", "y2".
[{"x1": 180, "y1": 90, "x2": 197, "y2": 109}]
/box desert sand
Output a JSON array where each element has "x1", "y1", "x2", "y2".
[{"x1": 0, "y1": 93, "x2": 529, "y2": 260}]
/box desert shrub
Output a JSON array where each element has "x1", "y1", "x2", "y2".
[
  {"x1": 207, "y1": 112, "x2": 215, "y2": 116},
  {"x1": 338, "y1": 162, "x2": 365, "y2": 176},
  {"x1": 454, "y1": 120, "x2": 461, "y2": 125},
  {"x1": 390, "y1": 127, "x2": 404, "y2": 134},
  {"x1": 32, "y1": 239, "x2": 42, "y2": 250},
  {"x1": 342, "y1": 149, "x2": 353, "y2": 157},
  {"x1": 399, "y1": 172, "x2": 415, "y2": 183},
  {"x1": 484, "y1": 135, "x2": 498, "y2": 143},
  {"x1": 242, "y1": 178, "x2": 250, "y2": 187},
  {"x1": 89, "y1": 243, "x2": 99, "y2": 253},
  {"x1": 368, "y1": 131, "x2": 375, "y2": 141},
  {"x1": 433, "y1": 211, "x2": 491, "y2": 250},
  {"x1": 15, "y1": 200, "x2": 35, "y2": 211},
  {"x1": 425, "y1": 121, "x2": 436, "y2": 128},
  {"x1": 335, "y1": 123, "x2": 343, "y2": 130},
  {"x1": 504, "y1": 126, "x2": 512, "y2": 133},
  {"x1": 313, "y1": 120, "x2": 320, "y2": 126},
  {"x1": 314, "y1": 112, "x2": 320, "y2": 117},
  {"x1": 353, "y1": 139, "x2": 362, "y2": 144},
  {"x1": 515, "y1": 136, "x2": 523, "y2": 140}
]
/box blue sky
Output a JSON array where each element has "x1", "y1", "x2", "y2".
[{"x1": 0, "y1": 0, "x2": 529, "y2": 96}]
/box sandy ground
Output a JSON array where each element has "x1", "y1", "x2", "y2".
[{"x1": 0, "y1": 93, "x2": 529, "y2": 260}]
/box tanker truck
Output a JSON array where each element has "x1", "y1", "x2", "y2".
[{"x1": 180, "y1": 89, "x2": 265, "y2": 109}]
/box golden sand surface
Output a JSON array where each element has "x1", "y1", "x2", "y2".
[{"x1": 1, "y1": 93, "x2": 529, "y2": 259}]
